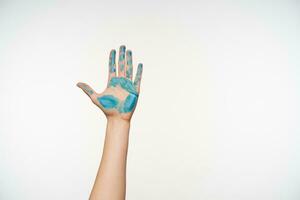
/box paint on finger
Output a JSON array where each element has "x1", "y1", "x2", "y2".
[
  {"x1": 126, "y1": 67, "x2": 132, "y2": 79},
  {"x1": 119, "y1": 45, "x2": 126, "y2": 72},
  {"x1": 79, "y1": 84, "x2": 94, "y2": 95},
  {"x1": 109, "y1": 50, "x2": 116, "y2": 73},
  {"x1": 126, "y1": 50, "x2": 133, "y2": 78},
  {"x1": 134, "y1": 63, "x2": 143, "y2": 87}
]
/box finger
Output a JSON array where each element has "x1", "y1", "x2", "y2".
[
  {"x1": 76, "y1": 82, "x2": 96, "y2": 98},
  {"x1": 125, "y1": 50, "x2": 133, "y2": 80},
  {"x1": 118, "y1": 45, "x2": 126, "y2": 77},
  {"x1": 108, "y1": 49, "x2": 116, "y2": 84},
  {"x1": 133, "y1": 63, "x2": 143, "y2": 93}
]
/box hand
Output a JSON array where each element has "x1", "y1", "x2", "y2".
[{"x1": 77, "y1": 45, "x2": 143, "y2": 121}]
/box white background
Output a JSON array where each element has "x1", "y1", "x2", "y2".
[{"x1": 1, "y1": 0, "x2": 299, "y2": 199}]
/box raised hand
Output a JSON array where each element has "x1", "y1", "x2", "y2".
[{"x1": 77, "y1": 45, "x2": 143, "y2": 121}]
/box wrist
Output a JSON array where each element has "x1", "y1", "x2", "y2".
[
  {"x1": 106, "y1": 116, "x2": 130, "y2": 124},
  {"x1": 106, "y1": 116, "x2": 131, "y2": 127},
  {"x1": 105, "y1": 116, "x2": 131, "y2": 139}
]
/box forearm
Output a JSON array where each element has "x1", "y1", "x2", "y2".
[{"x1": 89, "y1": 118, "x2": 130, "y2": 200}]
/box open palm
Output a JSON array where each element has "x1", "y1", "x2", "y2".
[{"x1": 77, "y1": 45, "x2": 143, "y2": 121}]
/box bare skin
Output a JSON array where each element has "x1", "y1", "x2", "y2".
[{"x1": 77, "y1": 45, "x2": 143, "y2": 200}]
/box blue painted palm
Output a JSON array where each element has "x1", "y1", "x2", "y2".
[{"x1": 77, "y1": 45, "x2": 143, "y2": 120}]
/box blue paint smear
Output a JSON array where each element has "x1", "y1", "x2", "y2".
[
  {"x1": 109, "y1": 77, "x2": 138, "y2": 95},
  {"x1": 110, "y1": 50, "x2": 116, "y2": 64},
  {"x1": 119, "y1": 46, "x2": 126, "y2": 61},
  {"x1": 109, "y1": 50, "x2": 116, "y2": 73},
  {"x1": 120, "y1": 63, "x2": 125, "y2": 71},
  {"x1": 120, "y1": 45, "x2": 126, "y2": 51},
  {"x1": 126, "y1": 67, "x2": 132, "y2": 78},
  {"x1": 98, "y1": 75, "x2": 139, "y2": 113},
  {"x1": 119, "y1": 94, "x2": 138, "y2": 113},
  {"x1": 98, "y1": 95, "x2": 119, "y2": 109},
  {"x1": 134, "y1": 63, "x2": 143, "y2": 86},
  {"x1": 83, "y1": 85, "x2": 94, "y2": 95},
  {"x1": 109, "y1": 65, "x2": 116, "y2": 73},
  {"x1": 127, "y1": 59, "x2": 132, "y2": 65}
]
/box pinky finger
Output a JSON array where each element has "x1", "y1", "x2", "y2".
[{"x1": 133, "y1": 63, "x2": 143, "y2": 93}]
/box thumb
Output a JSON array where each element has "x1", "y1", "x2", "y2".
[{"x1": 76, "y1": 82, "x2": 96, "y2": 98}]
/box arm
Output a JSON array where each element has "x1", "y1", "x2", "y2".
[
  {"x1": 91, "y1": 118, "x2": 130, "y2": 200},
  {"x1": 77, "y1": 45, "x2": 143, "y2": 200}
]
